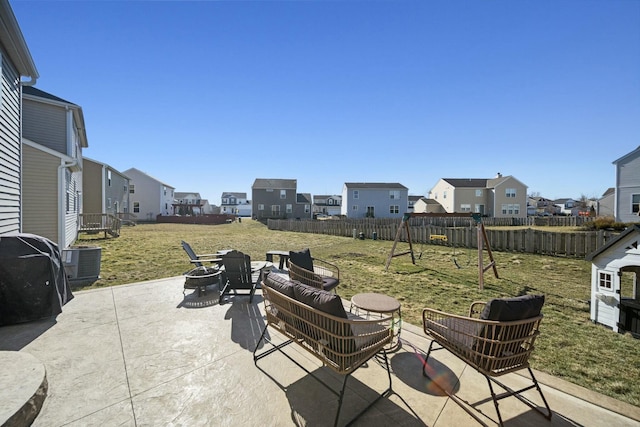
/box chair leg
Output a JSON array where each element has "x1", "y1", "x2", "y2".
[
  {"x1": 485, "y1": 367, "x2": 552, "y2": 427},
  {"x1": 422, "y1": 340, "x2": 436, "y2": 377}
]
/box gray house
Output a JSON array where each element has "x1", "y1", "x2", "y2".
[
  {"x1": 598, "y1": 188, "x2": 615, "y2": 218},
  {"x1": 21, "y1": 86, "x2": 87, "y2": 248},
  {"x1": 83, "y1": 157, "x2": 130, "y2": 217},
  {"x1": 341, "y1": 183, "x2": 408, "y2": 219},
  {"x1": 613, "y1": 146, "x2": 640, "y2": 223},
  {"x1": 123, "y1": 168, "x2": 175, "y2": 221},
  {"x1": 0, "y1": 0, "x2": 39, "y2": 234},
  {"x1": 252, "y1": 178, "x2": 310, "y2": 220}
]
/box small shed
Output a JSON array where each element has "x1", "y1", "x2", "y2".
[{"x1": 586, "y1": 225, "x2": 640, "y2": 337}]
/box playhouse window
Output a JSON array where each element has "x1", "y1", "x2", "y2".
[
  {"x1": 632, "y1": 194, "x2": 640, "y2": 214},
  {"x1": 598, "y1": 271, "x2": 613, "y2": 290}
]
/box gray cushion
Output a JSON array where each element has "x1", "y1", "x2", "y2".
[
  {"x1": 292, "y1": 282, "x2": 347, "y2": 319},
  {"x1": 480, "y1": 294, "x2": 545, "y2": 321},
  {"x1": 263, "y1": 272, "x2": 295, "y2": 298},
  {"x1": 289, "y1": 248, "x2": 314, "y2": 272}
]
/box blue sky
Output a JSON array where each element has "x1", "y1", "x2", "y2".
[{"x1": 11, "y1": 0, "x2": 640, "y2": 204}]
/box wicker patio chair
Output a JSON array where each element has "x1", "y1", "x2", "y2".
[
  {"x1": 287, "y1": 248, "x2": 339, "y2": 292},
  {"x1": 422, "y1": 294, "x2": 552, "y2": 426}
]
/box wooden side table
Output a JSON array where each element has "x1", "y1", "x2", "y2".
[
  {"x1": 266, "y1": 250, "x2": 290, "y2": 270},
  {"x1": 350, "y1": 292, "x2": 402, "y2": 351}
]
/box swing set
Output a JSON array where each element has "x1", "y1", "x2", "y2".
[{"x1": 384, "y1": 212, "x2": 498, "y2": 290}]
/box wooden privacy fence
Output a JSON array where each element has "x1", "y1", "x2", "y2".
[{"x1": 267, "y1": 218, "x2": 614, "y2": 259}]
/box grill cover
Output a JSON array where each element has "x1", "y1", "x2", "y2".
[{"x1": 0, "y1": 233, "x2": 73, "y2": 326}]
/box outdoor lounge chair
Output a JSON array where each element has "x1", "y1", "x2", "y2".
[
  {"x1": 422, "y1": 294, "x2": 552, "y2": 426},
  {"x1": 219, "y1": 250, "x2": 259, "y2": 304},
  {"x1": 287, "y1": 248, "x2": 339, "y2": 292},
  {"x1": 180, "y1": 241, "x2": 222, "y2": 296}
]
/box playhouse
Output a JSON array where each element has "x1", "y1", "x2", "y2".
[{"x1": 586, "y1": 225, "x2": 640, "y2": 337}]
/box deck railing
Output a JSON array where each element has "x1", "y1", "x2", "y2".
[{"x1": 79, "y1": 213, "x2": 121, "y2": 238}]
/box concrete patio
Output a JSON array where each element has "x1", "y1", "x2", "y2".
[{"x1": 2, "y1": 276, "x2": 640, "y2": 426}]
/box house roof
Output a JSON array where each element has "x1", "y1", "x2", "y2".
[
  {"x1": 0, "y1": 1, "x2": 39, "y2": 83},
  {"x1": 174, "y1": 192, "x2": 201, "y2": 199},
  {"x1": 418, "y1": 197, "x2": 441, "y2": 205},
  {"x1": 123, "y1": 167, "x2": 175, "y2": 188},
  {"x1": 602, "y1": 187, "x2": 615, "y2": 197},
  {"x1": 585, "y1": 224, "x2": 640, "y2": 261},
  {"x1": 612, "y1": 145, "x2": 640, "y2": 165},
  {"x1": 442, "y1": 178, "x2": 488, "y2": 188},
  {"x1": 297, "y1": 193, "x2": 312, "y2": 204},
  {"x1": 221, "y1": 192, "x2": 247, "y2": 199},
  {"x1": 22, "y1": 86, "x2": 88, "y2": 148},
  {"x1": 344, "y1": 182, "x2": 407, "y2": 189},
  {"x1": 554, "y1": 198, "x2": 574, "y2": 204},
  {"x1": 252, "y1": 178, "x2": 297, "y2": 190}
]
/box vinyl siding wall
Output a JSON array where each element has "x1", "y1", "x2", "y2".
[
  {"x1": 22, "y1": 144, "x2": 59, "y2": 242},
  {"x1": 22, "y1": 99, "x2": 67, "y2": 153},
  {"x1": 616, "y1": 152, "x2": 640, "y2": 223},
  {"x1": 82, "y1": 159, "x2": 102, "y2": 214},
  {"x1": 0, "y1": 52, "x2": 21, "y2": 233}
]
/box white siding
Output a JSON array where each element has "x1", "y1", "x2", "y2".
[{"x1": 0, "y1": 52, "x2": 21, "y2": 234}]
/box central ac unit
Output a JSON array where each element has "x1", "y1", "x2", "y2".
[{"x1": 62, "y1": 246, "x2": 102, "y2": 286}]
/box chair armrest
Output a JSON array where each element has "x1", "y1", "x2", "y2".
[
  {"x1": 195, "y1": 253, "x2": 220, "y2": 259},
  {"x1": 190, "y1": 258, "x2": 222, "y2": 264},
  {"x1": 469, "y1": 301, "x2": 487, "y2": 318},
  {"x1": 311, "y1": 257, "x2": 340, "y2": 279}
]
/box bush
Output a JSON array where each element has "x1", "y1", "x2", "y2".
[{"x1": 582, "y1": 217, "x2": 627, "y2": 231}]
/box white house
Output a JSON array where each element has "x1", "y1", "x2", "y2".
[
  {"x1": 21, "y1": 86, "x2": 87, "y2": 248},
  {"x1": 123, "y1": 168, "x2": 175, "y2": 221},
  {"x1": 586, "y1": 225, "x2": 640, "y2": 336},
  {"x1": 174, "y1": 192, "x2": 205, "y2": 216},
  {"x1": 0, "y1": 0, "x2": 39, "y2": 235},
  {"x1": 313, "y1": 194, "x2": 342, "y2": 217},
  {"x1": 613, "y1": 146, "x2": 640, "y2": 223},
  {"x1": 341, "y1": 183, "x2": 408, "y2": 219},
  {"x1": 220, "y1": 192, "x2": 251, "y2": 217}
]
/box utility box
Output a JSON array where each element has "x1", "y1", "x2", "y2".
[{"x1": 62, "y1": 246, "x2": 102, "y2": 286}]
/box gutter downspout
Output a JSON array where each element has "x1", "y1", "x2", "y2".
[{"x1": 58, "y1": 158, "x2": 78, "y2": 249}]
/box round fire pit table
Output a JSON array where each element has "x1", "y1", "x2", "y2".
[{"x1": 350, "y1": 292, "x2": 402, "y2": 351}]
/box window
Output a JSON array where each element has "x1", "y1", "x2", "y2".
[
  {"x1": 280, "y1": 190, "x2": 286, "y2": 199},
  {"x1": 271, "y1": 205, "x2": 281, "y2": 216},
  {"x1": 328, "y1": 199, "x2": 334, "y2": 205},
  {"x1": 133, "y1": 202, "x2": 140, "y2": 213},
  {"x1": 163, "y1": 186, "x2": 167, "y2": 196},
  {"x1": 353, "y1": 190, "x2": 359, "y2": 199},
  {"x1": 476, "y1": 189, "x2": 483, "y2": 197},
  {"x1": 352, "y1": 205, "x2": 358, "y2": 211},
  {"x1": 222, "y1": 198, "x2": 228, "y2": 204},
  {"x1": 598, "y1": 271, "x2": 613, "y2": 290},
  {"x1": 443, "y1": 191, "x2": 447, "y2": 199},
  {"x1": 501, "y1": 204, "x2": 521, "y2": 215},
  {"x1": 506, "y1": 188, "x2": 516, "y2": 198},
  {"x1": 460, "y1": 204, "x2": 471, "y2": 212},
  {"x1": 389, "y1": 205, "x2": 399, "y2": 214},
  {"x1": 366, "y1": 206, "x2": 375, "y2": 217},
  {"x1": 107, "y1": 170, "x2": 112, "y2": 187},
  {"x1": 390, "y1": 190, "x2": 400, "y2": 200},
  {"x1": 107, "y1": 198, "x2": 112, "y2": 209},
  {"x1": 286, "y1": 204, "x2": 292, "y2": 213},
  {"x1": 304, "y1": 204, "x2": 310, "y2": 213},
  {"x1": 129, "y1": 184, "x2": 135, "y2": 194},
  {"x1": 632, "y1": 194, "x2": 640, "y2": 214},
  {"x1": 258, "y1": 204, "x2": 264, "y2": 211}
]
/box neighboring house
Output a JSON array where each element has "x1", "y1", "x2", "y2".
[
  {"x1": 0, "y1": 0, "x2": 39, "y2": 235},
  {"x1": 174, "y1": 192, "x2": 204, "y2": 216},
  {"x1": 252, "y1": 178, "x2": 308, "y2": 220},
  {"x1": 200, "y1": 199, "x2": 214, "y2": 214},
  {"x1": 21, "y1": 86, "x2": 87, "y2": 249},
  {"x1": 613, "y1": 146, "x2": 640, "y2": 223},
  {"x1": 554, "y1": 198, "x2": 581, "y2": 216},
  {"x1": 428, "y1": 174, "x2": 527, "y2": 218},
  {"x1": 312, "y1": 194, "x2": 342, "y2": 216},
  {"x1": 341, "y1": 183, "x2": 408, "y2": 219},
  {"x1": 598, "y1": 188, "x2": 615, "y2": 218},
  {"x1": 413, "y1": 197, "x2": 446, "y2": 214},
  {"x1": 123, "y1": 168, "x2": 175, "y2": 221},
  {"x1": 220, "y1": 192, "x2": 251, "y2": 217},
  {"x1": 297, "y1": 193, "x2": 313, "y2": 219},
  {"x1": 528, "y1": 196, "x2": 558, "y2": 216},
  {"x1": 83, "y1": 157, "x2": 130, "y2": 216},
  {"x1": 407, "y1": 195, "x2": 422, "y2": 213}
]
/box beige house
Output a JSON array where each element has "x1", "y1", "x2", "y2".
[
  {"x1": 83, "y1": 157, "x2": 130, "y2": 216},
  {"x1": 427, "y1": 174, "x2": 527, "y2": 218},
  {"x1": 413, "y1": 197, "x2": 446, "y2": 214},
  {"x1": 21, "y1": 87, "x2": 88, "y2": 248}
]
